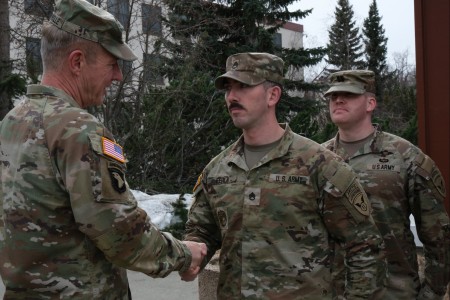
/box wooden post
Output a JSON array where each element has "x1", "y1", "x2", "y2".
[{"x1": 414, "y1": 0, "x2": 450, "y2": 213}]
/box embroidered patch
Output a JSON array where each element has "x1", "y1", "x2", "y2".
[
  {"x1": 102, "y1": 137, "x2": 125, "y2": 163},
  {"x1": 430, "y1": 168, "x2": 446, "y2": 198},
  {"x1": 217, "y1": 208, "x2": 228, "y2": 229},
  {"x1": 345, "y1": 182, "x2": 370, "y2": 216},
  {"x1": 367, "y1": 163, "x2": 400, "y2": 172},
  {"x1": 193, "y1": 173, "x2": 203, "y2": 193},
  {"x1": 108, "y1": 166, "x2": 127, "y2": 193},
  {"x1": 269, "y1": 174, "x2": 309, "y2": 184},
  {"x1": 244, "y1": 187, "x2": 261, "y2": 206},
  {"x1": 207, "y1": 176, "x2": 237, "y2": 185}
]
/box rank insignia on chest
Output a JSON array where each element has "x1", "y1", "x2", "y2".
[
  {"x1": 102, "y1": 137, "x2": 125, "y2": 163},
  {"x1": 244, "y1": 187, "x2": 261, "y2": 205}
]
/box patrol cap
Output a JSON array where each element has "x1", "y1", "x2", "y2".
[
  {"x1": 49, "y1": 0, "x2": 137, "y2": 61},
  {"x1": 324, "y1": 70, "x2": 376, "y2": 96},
  {"x1": 215, "y1": 52, "x2": 284, "y2": 89}
]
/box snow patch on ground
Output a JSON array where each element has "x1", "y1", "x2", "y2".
[{"x1": 131, "y1": 190, "x2": 193, "y2": 229}]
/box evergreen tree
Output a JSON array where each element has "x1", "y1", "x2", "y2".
[
  {"x1": 125, "y1": 0, "x2": 327, "y2": 192},
  {"x1": 362, "y1": 0, "x2": 388, "y2": 97},
  {"x1": 164, "y1": 194, "x2": 190, "y2": 239},
  {"x1": 374, "y1": 58, "x2": 417, "y2": 144},
  {"x1": 326, "y1": 0, "x2": 364, "y2": 71}
]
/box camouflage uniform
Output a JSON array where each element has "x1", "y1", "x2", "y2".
[
  {"x1": 323, "y1": 125, "x2": 450, "y2": 299},
  {"x1": 185, "y1": 124, "x2": 385, "y2": 299},
  {"x1": 0, "y1": 85, "x2": 192, "y2": 298}
]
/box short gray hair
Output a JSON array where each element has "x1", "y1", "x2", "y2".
[{"x1": 41, "y1": 21, "x2": 100, "y2": 72}]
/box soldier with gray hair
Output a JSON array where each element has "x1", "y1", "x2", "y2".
[
  {"x1": 182, "y1": 52, "x2": 386, "y2": 299},
  {"x1": 322, "y1": 69, "x2": 450, "y2": 299},
  {"x1": 0, "y1": 0, "x2": 206, "y2": 298}
]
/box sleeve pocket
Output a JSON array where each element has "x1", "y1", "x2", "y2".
[{"x1": 88, "y1": 133, "x2": 135, "y2": 205}]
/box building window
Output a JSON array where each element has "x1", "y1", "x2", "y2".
[
  {"x1": 24, "y1": 0, "x2": 53, "y2": 17},
  {"x1": 107, "y1": 0, "x2": 130, "y2": 29},
  {"x1": 26, "y1": 37, "x2": 42, "y2": 78},
  {"x1": 272, "y1": 33, "x2": 282, "y2": 48},
  {"x1": 143, "y1": 53, "x2": 164, "y2": 86},
  {"x1": 142, "y1": 4, "x2": 162, "y2": 36}
]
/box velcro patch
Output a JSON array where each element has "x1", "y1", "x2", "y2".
[
  {"x1": 244, "y1": 187, "x2": 261, "y2": 205},
  {"x1": 366, "y1": 163, "x2": 400, "y2": 172},
  {"x1": 345, "y1": 182, "x2": 370, "y2": 216},
  {"x1": 102, "y1": 137, "x2": 125, "y2": 163},
  {"x1": 430, "y1": 168, "x2": 446, "y2": 198},
  {"x1": 269, "y1": 174, "x2": 309, "y2": 184},
  {"x1": 108, "y1": 166, "x2": 127, "y2": 194},
  {"x1": 193, "y1": 173, "x2": 203, "y2": 193},
  {"x1": 216, "y1": 208, "x2": 228, "y2": 229}
]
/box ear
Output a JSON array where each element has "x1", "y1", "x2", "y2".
[
  {"x1": 267, "y1": 85, "x2": 282, "y2": 107},
  {"x1": 68, "y1": 50, "x2": 85, "y2": 76},
  {"x1": 366, "y1": 94, "x2": 377, "y2": 112}
]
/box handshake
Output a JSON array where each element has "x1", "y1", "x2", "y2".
[{"x1": 180, "y1": 241, "x2": 208, "y2": 281}]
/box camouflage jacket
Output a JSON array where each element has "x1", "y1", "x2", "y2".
[
  {"x1": 185, "y1": 124, "x2": 385, "y2": 300},
  {"x1": 323, "y1": 125, "x2": 450, "y2": 299},
  {"x1": 0, "y1": 85, "x2": 192, "y2": 299}
]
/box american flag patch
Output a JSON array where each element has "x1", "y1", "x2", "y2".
[{"x1": 102, "y1": 137, "x2": 125, "y2": 163}]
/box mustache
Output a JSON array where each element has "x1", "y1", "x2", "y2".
[{"x1": 228, "y1": 102, "x2": 245, "y2": 110}]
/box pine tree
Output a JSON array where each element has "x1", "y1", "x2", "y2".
[
  {"x1": 164, "y1": 194, "x2": 190, "y2": 239},
  {"x1": 124, "y1": 0, "x2": 327, "y2": 192},
  {"x1": 326, "y1": 0, "x2": 365, "y2": 71},
  {"x1": 362, "y1": 0, "x2": 388, "y2": 97}
]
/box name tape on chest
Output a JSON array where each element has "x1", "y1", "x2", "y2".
[
  {"x1": 367, "y1": 163, "x2": 400, "y2": 172},
  {"x1": 269, "y1": 174, "x2": 309, "y2": 184}
]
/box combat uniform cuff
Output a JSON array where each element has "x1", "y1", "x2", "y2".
[{"x1": 178, "y1": 242, "x2": 192, "y2": 274}]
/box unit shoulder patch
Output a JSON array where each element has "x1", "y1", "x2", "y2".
[
  {"x1": 193, "y1": 173, "x2": 203, "y2": 193},
  {"x1": 345, "y1": 181, "x2": 370, "y2": 216},
  {"x1": 108, "y1": 165, "x2": 127, "y2": 193}
]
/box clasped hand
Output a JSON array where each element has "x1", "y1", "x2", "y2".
[{"x1": 180, "y1": 241, "x2": 208, "y2": 281}]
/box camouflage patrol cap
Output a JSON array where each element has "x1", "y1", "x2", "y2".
[
  {"x1": 215, "y1": 52, "x2": 284, "y2": 89},
  {"x1": 49, "y1": 0, "x2": 137, "y2": 61},
  {"x1": 324, "y1": 70, "x2": 376, "y2": 96}
]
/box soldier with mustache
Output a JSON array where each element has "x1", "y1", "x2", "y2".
[{"x1": 181, "y1": 53, "x2": 387, "y2": 299}]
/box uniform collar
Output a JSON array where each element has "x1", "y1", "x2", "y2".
[
  {"x1": 27, "y1": 84, "x2": 82, "y2": 109},
  {"x1": 331, "y1": 124, "x2": 385, "y2": 158},
  {"x1": 225, "y1": 123, "x2": 294, "y2": 170}
]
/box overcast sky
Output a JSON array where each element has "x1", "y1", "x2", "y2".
[{"x1": 289, "y1": 0, "x2": 416, "y2": 66}]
